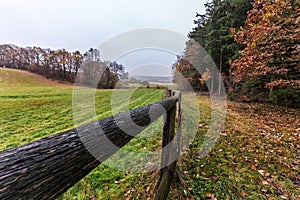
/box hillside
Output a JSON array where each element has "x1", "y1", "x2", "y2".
[
  {"x1": 0, "y1": 68, "x2": 71, "y2": 89},
  {"x1": 130, "y1": 75, "x2": 173, "y2": 83}
]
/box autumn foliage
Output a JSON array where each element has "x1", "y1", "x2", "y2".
[
  {"x1": 230, "y1": 0, "x2": 300, "y2": 106},
  {"x1": 0, "y1": 45, "x2": 125, "y2": 89}
]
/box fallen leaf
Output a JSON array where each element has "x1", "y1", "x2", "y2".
[
  {"x1": 261, "y1": 189, "x2": 268, "y2": 193},
  {"x1": 257, "y1": 170, "x2": 265, "y2": 176},
  {"x1": 279, "y1": 195, "x2": 288, "y2": 199},
  {"x1": 241, "y1": 191, "x2": 246, "y2": 197},
  {"x1": 262, "y1": 180, "x2": 268, "y2": 185},
  {"x1": 206, "y1": 193, "x2": 212, "y2": 198}
]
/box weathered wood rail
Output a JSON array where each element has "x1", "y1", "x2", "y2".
[{"x1": 0, "y1": 90, "x2": 181, "y2": 200}]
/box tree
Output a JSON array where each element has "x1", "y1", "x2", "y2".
[
  {"x1": 230, "y1": 0, "x2": 300, "y2": 107},
  {"x1": 83, "y1": 48, "x2": 100, "y2": 62},
  {"x1": 0, "y1": 44, "x2": 125, "y2": 88},
  {"x1": 0, "y1": 44, "x2": 19, "y2": 68},
  {"x1": 70, "y1": 51, "x2": 83, "y2": 83},
  {"x1": 80, "y1": 48, "x2": 119, "y2": 88},
  {"x1": 189, "y1": 0, "x2": 252, "y2": 79},
  {"x1": 30, "y1": 46, "x2": 43, "y2": 73},
  {"x1": 108, "y1": 61, "x2": 124, "y2": 78},
  {"x1": 56, "y1": 49, "x2": 71, "y2": 80}
]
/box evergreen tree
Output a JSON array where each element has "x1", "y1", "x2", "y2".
[{"x1": 189, "y1": 0, "x2": 252, "y2": 77}]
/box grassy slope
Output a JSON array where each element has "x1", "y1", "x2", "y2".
[
  {"x1": 0, "y1": 68, "x2": 165, "y2": 199},
  {"x1": 0, "y1": 68, "x2": 74, "y2": 150}
]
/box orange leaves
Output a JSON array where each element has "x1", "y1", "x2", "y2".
[
  {"x1": 229, "y1": 28, "x2": 236, "y2": 36},
  {"x1": 265, "y1": 80, "x2": 300, "y2": 89},
  {"x1": 239, "y1": 95, "x2": 250, "y2": 102},
  {"x1": 230, "y1": 0, "x2": 300, "y2": 90},
  {"x1": 240, "y1": 191, "x2": 246, "y2": 197}
]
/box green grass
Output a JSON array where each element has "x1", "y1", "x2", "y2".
[
  {"x1": 174, "y1": 96, "x2": 300, "y2": 200},
  {"x1": 0, "y1": 68, "x2": 165, "y2": 199},
  {"x1": 2, "y1": 68, "x2": 299, "y2": 199}
]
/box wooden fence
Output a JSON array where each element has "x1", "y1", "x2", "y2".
[{"x1": 0, "y1": 90, "x2": 182, "y2": 200}]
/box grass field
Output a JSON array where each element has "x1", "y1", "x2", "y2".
[
  {"x1": 0, "y1": 68, "x2": 165, "y2": 199},
  {"x1": 1, "y1": 68, "x2": 299, "y2": 199}
]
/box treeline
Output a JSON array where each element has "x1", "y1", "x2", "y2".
[
  {"x1": 174, "y1": 0, "x2": 299, "y2": 107},
  {"x1": 0, "y1": 44, "x2": 128, "y2": 88}
]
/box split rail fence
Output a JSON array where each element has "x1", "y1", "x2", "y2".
[{"x1": 0, "y1": 90, "x2": 182, "y2": 200}]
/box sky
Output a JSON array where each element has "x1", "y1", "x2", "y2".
[{"x1": 0, "y1": 0, "x2": 206, "y2": 76}]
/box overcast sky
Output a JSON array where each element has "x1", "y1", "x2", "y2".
[{"x1": 0, "y1": 0, "x2": 205, "y2": 76}]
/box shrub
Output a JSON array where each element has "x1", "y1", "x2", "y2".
[{"x1": 269, "y1": 87, "x2": 300, "y2": 108}]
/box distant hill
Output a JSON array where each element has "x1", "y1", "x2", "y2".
[{"x1": 130, "y1": 75, "x2": 172, "y2": 83}]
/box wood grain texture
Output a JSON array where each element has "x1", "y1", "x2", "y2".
[
  {"x1": 156, "y1": 91, "x2": 182, "y2": 200},
  {"x1": 0, "y1": 95, "x2": 179, "y2": 200}
]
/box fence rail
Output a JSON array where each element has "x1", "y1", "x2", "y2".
[{"x1": 0, "y1": 90, "x2": 181, "y2": 200}]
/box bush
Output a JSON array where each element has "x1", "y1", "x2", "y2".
[
  {"x1": 227, "y1": 91, "x2": 234, "y2": 101},
  {"x1": 269, "y1": 87, "x2": 300, "y2": 108}
]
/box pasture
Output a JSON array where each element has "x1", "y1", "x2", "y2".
[
  {"x1": 1, "y1": 68, "x2": 299, "y2": 199},
  {"x1": 0, "y1": 68, "x2": 165, "y2": 199}
]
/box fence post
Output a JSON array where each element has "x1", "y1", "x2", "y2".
[
  {"x1": 175, "y1": 91, "x2": 182, "y2": 158},
  {"x1": 155, "y1": 91, "x2": 181, "y2": 200},
  {"x1": 160, "y1": 89, "x2": 175, "y2": 180}
]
